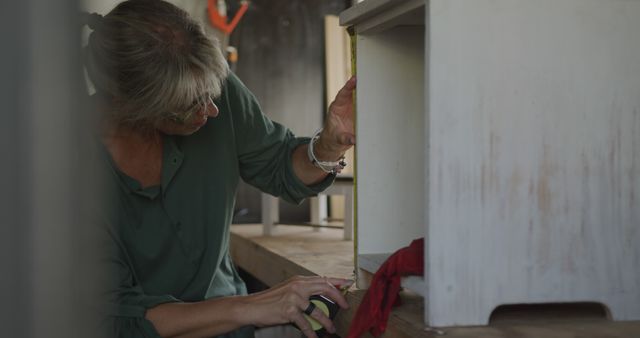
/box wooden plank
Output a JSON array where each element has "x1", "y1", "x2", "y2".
[
  {"x1": 340, "y1": 0, "x2": 424, "y2": 31},
  {"x1": 230, "y1": 224, "x2": 354, "y2": 284},
  {"x1": 230, "y1": 226, "x2": 314, "y2": 287},
  {"x1": 340, "y1": 0, "x2": 400, "y2": 26},
  {"x1": 355, "y1": 1, "x2": 424, "y2": 35}
]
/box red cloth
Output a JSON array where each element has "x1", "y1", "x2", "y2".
[{"x1": 347, "y1": 238, "x2": 424, "y2": 338}]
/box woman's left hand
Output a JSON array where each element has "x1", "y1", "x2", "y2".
[
  {"x1": 315, "y1": 76, "x2": 356, "y2": 159},
  {"x1": 244, "y1": 275, "x2": 353, "y2": 338}
]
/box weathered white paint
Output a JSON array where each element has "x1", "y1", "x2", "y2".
[
  {"x1": 356, "y1": 25, "x2": 425, "y2": 255},
  {"x1": 344, "y1": 0, "x2": 640, "y2": 327},
  {"x1": 428, "y1": 0, "x2": 640, "y2": 326}
]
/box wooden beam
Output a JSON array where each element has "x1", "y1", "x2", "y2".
[{"x1": 230, "y1": 224, "x2": 354, "y2": 285}]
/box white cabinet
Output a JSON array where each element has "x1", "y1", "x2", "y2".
[{"x1": 342, "y1": 0, "x2": 640, "y2": 327}]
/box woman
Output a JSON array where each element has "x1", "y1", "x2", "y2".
[{"x1": 84, "y1": 1, "x2": 356, "y2": 337}]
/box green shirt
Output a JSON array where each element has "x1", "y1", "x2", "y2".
[{"x1": 100, "y1": 73, "x2": 334, "y2": 338}]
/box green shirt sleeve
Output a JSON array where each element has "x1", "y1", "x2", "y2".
[
  {"x1": 223, "y1": 73, "x2": 335, "y2": 204},
  {"x1": 99, "y1": 224, "x2": 181, "y2": 338}
]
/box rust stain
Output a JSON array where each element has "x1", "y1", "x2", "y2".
[
  {"x1": 608, "y1": 106, "x2": 623, "y2": 203},
  {"x1": 529, "y1": 179, "x2": 535, "y2": 198},
  {"x1": 481, "y1": 163, "x2": 487, "y2": 205},
  {"x1": 477, "y1": 129, "x2": 503, "y2": 213},
  {"x1": 489, "y1": 131, "x2": 498, "y2": 162},
  {"x1": 437, "y1": 153, "x2": 443, "y2": 205},
  {"x1": 508, "y1": 167, "x2": 523, "y2": 211},
  {"x1": 488, "y1": 131, "x2": 500, "y2": 193},
  {"x1": 564, "y1": 237, "x2": 577, "y2": 274},
  {"x1": 537, "y1": 145, "x2": 553, "y2": 220},
  {"x1": 536, "y1": 144, "x2": 554, "y2": 265},
  {"x1": 509, "y1": 168, "x2": 523, "y2": 196},
  {"x1": 631, "y1": 108, "x2": 638, "y2": 213},
  {"x1": 536, "y1": 176, "x2": 551, "y2": 223},
  {"x1": 580, "y1": 151, "x2": 590, "y2": 240}
]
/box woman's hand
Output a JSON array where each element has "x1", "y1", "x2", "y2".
[
  {"x1": 244, "y1": 276, "x2": 353, "y2": 338},
  {"x1": 314, "y1": 76, "x2": 356, "y2": 160},
  {"x1": 291, "y1": 76, "x2": 356, "y2": 184}
]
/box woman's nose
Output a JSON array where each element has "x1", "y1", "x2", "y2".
[
  {"x1": 207, "y1": 102, "x2": 219, "y2": 118},
  {"x1": 206, "y1": 97, "x2": 219, "y2": 118}
]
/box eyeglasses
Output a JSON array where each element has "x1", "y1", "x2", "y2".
[{"x1": 166, "y1": 94, "x2": 215, "y2": 124}]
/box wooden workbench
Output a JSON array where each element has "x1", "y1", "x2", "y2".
[{"x1": 230, "y1": 224, "x2": 640, "y2": 337}]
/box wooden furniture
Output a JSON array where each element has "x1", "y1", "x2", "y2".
[
  {"x1": 261, "y1": 177, "x2": 354, "y2": 239},
  {"x1": 341, "y1": 0, "x2": 640, "y2": 328},
  {"x1": 230, "y1": 225, "x2": 640, "y2": 337}
]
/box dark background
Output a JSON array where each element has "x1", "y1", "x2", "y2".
[{"x1": 229, "y1": 0, "x2": 349, "y2": 224}]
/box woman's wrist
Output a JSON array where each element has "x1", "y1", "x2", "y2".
[
  {"x1": 313, "y1": 132, "x2": 346, "y2": 162},
  {"x1": 236, "y1": 292, "x2": 280, "y2": 328},
  {"x1": 314, "y1": 141, "x2": 344, "y2": 162},
  {"x1": 308, "y1": 130, "x2": 347, "y2": 175},
  {"x1": 229, "y1": 295, "x2": 257, "y2": 327}
]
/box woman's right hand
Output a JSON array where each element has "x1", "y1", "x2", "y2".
[{"x1": 243, "y1": 275, "x2": 353, "y2": 338}]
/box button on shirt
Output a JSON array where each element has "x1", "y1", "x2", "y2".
[{"x1": 99, "y1": 73, "x2": 334, "y2": 338}]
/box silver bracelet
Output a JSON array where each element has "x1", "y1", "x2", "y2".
[{"x1": 307, "y1": 128, "x2": 347, "y2": 175}]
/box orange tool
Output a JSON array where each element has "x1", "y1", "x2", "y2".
[{"x1": 207, "y1": 0, "x2": 249, "y2": 35}]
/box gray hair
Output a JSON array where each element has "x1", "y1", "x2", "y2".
[{"x1": 83, "y1": 0, "x2": 229, "y2": 128}]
